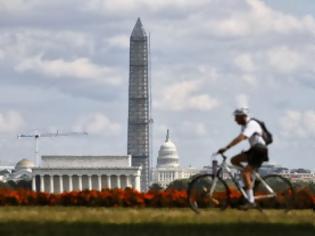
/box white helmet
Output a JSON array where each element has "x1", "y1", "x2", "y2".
[{"x1": 233, "y1": 107, "x2": 249, "y2": 116}]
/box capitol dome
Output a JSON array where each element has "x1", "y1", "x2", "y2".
[
  {"x1": 15, "y1": 159, "x2": 35, "y2": 171},
  {"x1": 157, "y1": 130, "x2": 179, "y2": 168}
]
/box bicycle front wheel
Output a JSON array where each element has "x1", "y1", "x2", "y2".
[
  {"x1": 254, "y1": 174, "x2": 295, "y2": 211},
  {"x1": 187, "y1": 174, "x2": 230, "y2": 213}
]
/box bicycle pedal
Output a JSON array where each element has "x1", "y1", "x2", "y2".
[
  {"x1": 202, "y1": 187, "x2": 209, "y2": 193},
  {"x1": 210, "y1": 198, "x2": 220, "y2": 206}
]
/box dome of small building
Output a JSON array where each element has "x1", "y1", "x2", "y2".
[
  {"x1": 15, "y1": 159, "x2": 35, "y2": 171},
  {"x1": 157, "y1": 130, "x2": 179, "y2": 168}
]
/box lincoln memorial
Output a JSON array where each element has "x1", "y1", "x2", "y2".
[{"x1": 32, "y1": 155, "x2": 142, "y2": 193}]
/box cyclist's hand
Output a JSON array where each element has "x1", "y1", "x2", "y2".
[{"x1": 217, "y1": 147, "x2": 227, "y2": 154}]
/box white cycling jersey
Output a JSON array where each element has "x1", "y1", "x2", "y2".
[{"x1": 241, "y1": 118, "x2": 266, "y2": 147}]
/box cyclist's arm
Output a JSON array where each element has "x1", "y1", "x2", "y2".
[{"x1": 220, "y1": 134, "x2": 247, "y2": 153}]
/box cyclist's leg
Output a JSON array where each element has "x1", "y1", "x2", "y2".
[
  {"x1": 242, "y1": 147, "x2": 266, "y2": 206},
  {"x1": 246, "y1": 146, "x2": 267, "y2": 184},
  {"x1": 239, "y1": 164, "x2": 257, "y2": 208},
  {"x1": 242, "y1": 165, "x2": 255, "y2": 189},
  {"x1": 230, "y1": 152, "x2": 247, "y2": 168}
]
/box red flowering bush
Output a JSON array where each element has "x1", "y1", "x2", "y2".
[
  {"x1": 0, "y1": 188, "x2": 313, "y2": 208},
  {"x1": 294, "y1": 188, "x2": 315, "y2": 209},
  {"x1": 144, "y1": 190, "x2": 187, "y2": 208}
]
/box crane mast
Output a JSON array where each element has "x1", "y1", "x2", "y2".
[{"x1": 17, "y1": 131, "x2": 88, "y2": 167}]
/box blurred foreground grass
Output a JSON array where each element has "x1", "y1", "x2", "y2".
[{"x1": 0, "y1": 207, "x2": 313, "y2": 236}]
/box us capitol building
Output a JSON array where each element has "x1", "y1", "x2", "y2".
[{"x1": 152, "y1": 130, "x2": 199, "y2": 188}]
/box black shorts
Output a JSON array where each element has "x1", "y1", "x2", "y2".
[{"x1": 244, "y1": 144, "x2": 269, "y2": 169}]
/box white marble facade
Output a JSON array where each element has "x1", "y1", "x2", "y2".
[
  {"x1": 153, "y1": 167, "x2": 199, "y2": 188},
  {"x1": 32, "y1": 155, "x2": 142, "y2": 193}
]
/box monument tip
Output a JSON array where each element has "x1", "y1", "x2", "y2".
[{"x1": 131, "y1": 17, "x2": 147, "y2": 38}]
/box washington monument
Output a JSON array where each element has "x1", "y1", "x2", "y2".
[{"x1": 127, "y1": 18, "x2": 151, "y2": 192}]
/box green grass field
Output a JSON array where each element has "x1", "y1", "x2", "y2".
[{"x1": 0, "y1": 207, "x2": 313, "y2": 236}]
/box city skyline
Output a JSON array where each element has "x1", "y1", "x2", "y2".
[{"x1": 0, "y1": 0, "x2": 314, "y2": 170}]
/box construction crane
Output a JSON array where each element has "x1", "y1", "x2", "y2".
[{"x1": 17, "y1": 130, "x2": 88, "y2": 167}]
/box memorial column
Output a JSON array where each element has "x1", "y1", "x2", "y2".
[
  {"x1": 117, "y1": 175, "x2": 121, "y2": 189},
  {"x1": 50, "y1": 175, "x2": 54, "y2": 193},
  {"x1": 40, "y1": 175, "x2": 44, "y2": 192},
  {"x1": 98, "y1": 175, "x2": 102, "y2": 191},
  {"x1": 69, "y1": 175, "x2": 73, "y2": 192},
  {"x1": 107, "y1": 175, "x2": 111, "y2": 189},
  {"x1": 78, "y1": 175, "x2": 82, "y2": 191},
  {"x1": 59, "y1": 175, "x2": 63, "y2": 193},
  {"x1": 88, "y1": 175, "x2": 92, "y2": 190}
]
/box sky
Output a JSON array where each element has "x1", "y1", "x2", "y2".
[{"x1": 0, "y1": 0, "x2": 314, "y2": 170}]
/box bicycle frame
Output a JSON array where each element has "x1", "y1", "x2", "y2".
[{"x1": 211, "y1": 154, "x2": 277, "y2": 201}]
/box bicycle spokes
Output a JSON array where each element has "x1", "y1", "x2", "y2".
[
  {"x1": 254, "y1": 175, "x2": 295, "y2": 210},
  {"x1": 188, "y1": 174, "x2": 230, "y2": 213}
]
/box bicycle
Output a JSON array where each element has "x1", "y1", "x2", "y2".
[{"x1": 188, "y1": 153, "x2": 295, "y2": 213}]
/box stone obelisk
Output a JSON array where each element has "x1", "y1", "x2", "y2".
[{"x1": 127, "y1": 18, "x2": 150, "y2": 192}]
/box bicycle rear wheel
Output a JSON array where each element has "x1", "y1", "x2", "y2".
[
  {"x1": 294, "y1": 188, "x2": 315, "y2": 210},
  {"x1": 187, "y1": 174, "x2": 230, "y2": 213},
  {"x1": 254, "y1": 174, "x2": 295, "y2": 211}
]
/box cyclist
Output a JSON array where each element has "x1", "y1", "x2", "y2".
[{"x1": 217, "y1": 107, "x2": 269, "y2": 209}]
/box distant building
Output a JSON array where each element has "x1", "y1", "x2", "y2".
[
  {"x1": 258, "y1": 163, "x2": 284, "y2": 176},
  {"x1": 282, "y1": 169, "x2": 315, "y2": 182},
  {"x1": 258, "y1": 163, "x2": 315, "y2": 182},
  {"x1": 0, "y1": 169, "x2": 12, "y2": 182},
  {"x1": 32, "y1": 155, "x2": 142, "y2": 193},
  {"x1": 11, "y1": 159, "x2": 34, "y2": 181},
  {"x1": 0, "y1": 159, "x2": 33, "y2": 182},
  {"x1": 152, "y1": 130, "x2": 199, "y2": 188}
]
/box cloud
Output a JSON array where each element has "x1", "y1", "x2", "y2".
[
  {"x1": 234, "y1": 53, "x2": 256, "y2": 72},
  {"x1": 280, "y1": 110, "x2": 315, "y2": 138},
  {"x1": 107, "y1": 35, "x2": 129, "y2": 49},
  {"x1": 84, "y1": 0, "x2": 211, "y2": 14},
  {"x1": 15, "y1": 56, "x2": 122, "y2": 85},
  {"x1": 233, "y1": 53, "x2": 258, "y2": 85},
  {"x1": 154, "y1": 80, "x2": 220, "y2": 111},
  {"x1": 180, "y1": 121, "x2": 207, "y2": 137},
  {"x1": 235, "y1": 94, "x2": 249, "y2": 108},
  {"x1": 207, "y1": 0, "x2": 315, "y2": 37},
  {"x1": 0, "y1": 111, "x2": 24, "y2": 134},
  {"x1": 267, "y1": 46, "x2": 302, "y2": 74},
  {"x1": 0, "y1": 0, "x2": 38, "y2": 12},
  {"x1": 73, "y1": 113, "x2": 121, "y2": 135},
  {"x1": 240, "y1": 74, "x2": 257, "y2": 85},
  {"x1": 197, "y1": 65, "x2": 219, "y2": 82},
  {"x1": 156, "y1": 121, "x2": 207, "y2": 145},
  {"x1": 0, "y1": 1, "x2": 80, "y2": 14},
  {"x1": 1, "y1": 0, "x2": 212, "y2": 17},
  {"x1": 0, "y1": 49, "x2": 4, "y2": 60},
  {"x1": 0, "y1": 29, "x2": 94, "y2": 63},
  {"x1": 261, "y1": 45, "x2": 315, "y2": 78}
]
